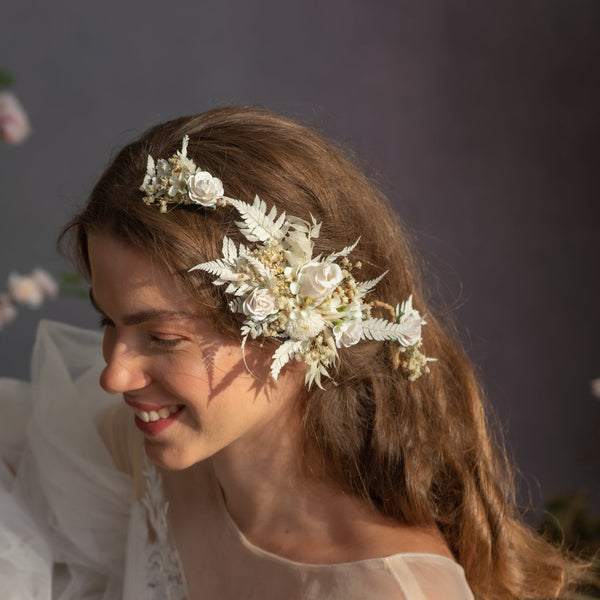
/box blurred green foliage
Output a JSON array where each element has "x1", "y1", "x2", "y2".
[
  {"x1": 0, "y1": 69, "x2": 14, "y2": 89},
  {"x1": 60, "y1": 272, "x2": 89, "y2": 299}
]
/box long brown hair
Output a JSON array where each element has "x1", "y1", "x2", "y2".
[{"x1": 60, "y1": 106, "x2": 592, "y2": 599}]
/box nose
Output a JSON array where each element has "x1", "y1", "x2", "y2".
[{"x1": 100, "y1": 340, "x2": 151, "y2": 394}]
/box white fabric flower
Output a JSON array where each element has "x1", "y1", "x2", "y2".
[
  {"x1": 284, "y1": 266, "x2": 301, "y2": 295},
  {"x1": 397, "y1": 312, "x2": 423, "y2": 346},
  {"x1": 156, "y1": 159, "x2": 171, "y2": 178},
  {"x1": 168, "y1": 170, "x2": 188, "y2": 197},
  {"x1": 242, "y1": 288, "x2": 276, "y2": 320},
  {"x1": 297, "y1": 262, "x2": 343, "y2": 304},
  {"x1": 187, "y1": 171, "x2": 224, "y2": 206},
  {"x1": 285, "y1": 308, "x2": 325, "y2": 340},
  {"x1": 8, "y1": 273, "x2": 44, "y2": 308},
  {"x1": 333, "y1": 320, "x2": 363, "y2": 348}
]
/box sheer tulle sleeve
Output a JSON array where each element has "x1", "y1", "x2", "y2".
[
  {"x1": 385, "y1": 554, "x2": 474, "y2": 600},
  {"x1": 7, "y1": 321, "x2": 134, "y2": 599},
  {"x1": 0, "y1": 382, "x2": 53, "y2": 600}
]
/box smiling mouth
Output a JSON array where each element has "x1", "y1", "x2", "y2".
[{"x1": 135, "y1": 405, "x2": 184, "y2": 423}]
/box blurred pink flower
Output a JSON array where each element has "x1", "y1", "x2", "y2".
[
  {"x1": 8, "y1": 273, "x2": 44, "y2": 308},
  {"x1": 0, "y1": 91, "x2": 31, "y2": 145},
  {"x1": 32, "y1": 268, "x2": 59, "y2": 298},
  {"x1": 0, "y1": 294, "x2": 17, "y2": 328}
]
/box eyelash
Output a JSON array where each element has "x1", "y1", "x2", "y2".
[
  {"x1": 98, "y1": 316, "x2": 114, "y2": 328},
  {"x1": 98, "y1": 317, "x2": 183, "y2": 349},
  {"x1": 149, "y1": 337, "x2": 182, "y2": 349}
]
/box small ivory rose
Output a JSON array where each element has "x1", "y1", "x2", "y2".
[
  {"x1": 8, "y1": 273, "x2": 44, "y2": 308},
  {"x1": 297, "y1": 261, "x2": 343, "y2": 304},
  {"x1": 397, "y1": 312, "x2": 423, "y2": 346},
  {"x1": 334, "y1": 320, "x2": 363, "y2": 348},
  {"x1": 242, "y1": 288, "x2": 276, "y2": 321},
  {"x1": 0, "y1": 92, "x2": 31, "y2": 145},
  {"x1": 187, "y1": 171, "x2": 224, "y2": 206}
]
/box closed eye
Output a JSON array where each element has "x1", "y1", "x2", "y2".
[
  {"x1": 98, "y1": 316, "x2": 114, "y2": 328},
  {"x1": 149, "y1": 336, "x2": 184, "y2": 349}
]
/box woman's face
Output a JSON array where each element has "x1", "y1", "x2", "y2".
[{"x1": 88, "y1": 233, "x2": 304, "y2": 470}]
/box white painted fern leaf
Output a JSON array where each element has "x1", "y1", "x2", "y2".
[
  {"x1": 271, "y1": 339, "x2": 304, "y2": 380},
  {"x1": 189, "y1": 258, "x2": 241, "y2": 283},
  {"x1": 324, "y1": 238, "x2": 360, "y2": 263},
  {"x1": 361, "y1": 318, "x2": 417, "y2": 345},
  {"x1": 356, "y1": 271, "x2": 388, "y2": 296},
  {"x1": 230, "y1": 196, "x2": 287, "y2": 243}
]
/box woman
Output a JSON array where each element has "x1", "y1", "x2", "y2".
[{"x1": 2, "y1": 106, "x2": 590, "y2": 599}]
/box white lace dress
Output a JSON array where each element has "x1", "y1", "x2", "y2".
[{"x1": 0, "y1": 321, "x2": 474, "y2": 600}]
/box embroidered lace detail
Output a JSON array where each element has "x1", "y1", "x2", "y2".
[{"x1": 140, "y1": 457, "x2": 187, "y2": 600}]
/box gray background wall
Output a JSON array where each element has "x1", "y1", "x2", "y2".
[{"x1": 1, "y1": 1, "x2": 598, "y2": 514}]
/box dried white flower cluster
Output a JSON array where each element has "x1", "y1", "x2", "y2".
[
  {"x1": 140, "y1": 136, "x2": 226, "y2": 212},
  {"x1": 189, "y1": 196, "x2": 433, "y2": 388},
  {"x1": 0, "y1": 268, "x2": 58, "y2": 330},
  {"x1": 143, "y1": 138, "x2": 433, "y2": 388}
]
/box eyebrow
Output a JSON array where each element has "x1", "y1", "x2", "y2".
[{"x1": 89, "y1": 289, "x2": 198, "y2": 326}]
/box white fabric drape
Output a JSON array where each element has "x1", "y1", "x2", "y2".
[{"x1": 0, "y1": 320, "x2": 475, "y2": 599}]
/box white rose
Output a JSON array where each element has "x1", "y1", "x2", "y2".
[
  {"x1": 187, "y1": 171, "x2": 224, "y2": 206},
  {"x1": 242, "y1": 288, "x2": 276, "y2": 321},
  {"x1": 397, "y1": 312, "x2": 423, "y2": 346},
  {"x1": 334, "y1": 320, "x2": 363, "y2": 348},
  {"x1": 297, "y1": 262, "x2": 343, "y2": 304},
  {"x1": 8, "y1": 273, "x2": 44, "y2": 308}
]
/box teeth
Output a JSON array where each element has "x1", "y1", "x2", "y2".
[{"x1": 135, "y1": 406, "x2": 181, "y2": 423}]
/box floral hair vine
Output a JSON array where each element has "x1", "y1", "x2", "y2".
[{"x1": 140, "y1": 136, "x2": 434, "y2": 388}]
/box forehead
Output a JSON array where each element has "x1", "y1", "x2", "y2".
[{"x1": 87, "y1": 233, "x2": 190, "y2": 312}]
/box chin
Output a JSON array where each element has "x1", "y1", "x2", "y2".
[{"x1": 144, "y1": 439, "x2": 207, "y2": 471}]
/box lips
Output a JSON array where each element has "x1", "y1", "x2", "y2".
[
  {"x1": 136, "y1": 405, "x2": 180, "y2": 422},
  {"x1": 124, "y1": 398, "x2": 185, "y2": 436}
]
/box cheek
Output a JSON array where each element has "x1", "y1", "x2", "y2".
[{"x1": 180, "y1": 340, "x2": 247, "y2": 383}]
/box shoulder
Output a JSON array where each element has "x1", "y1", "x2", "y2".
[
  {"x1": 348, "y1": 515, "x2": 455, "y2": 563},
  {"x1": 373, "y1": 524, "x2": 455, "y2": 560},
  {"x1": 344, "y1": 516, "x2": 473, "y2": 599},
  {"x1": 384, "y1": 553, "x2": 474, "y2": 600}
]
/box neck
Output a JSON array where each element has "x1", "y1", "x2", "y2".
[
  {"x1": 211, "y1": 402, "x2": 313, "y2": 532},
  {"x1": 208, "y1": 407, "x2": 397, "y2": 563},
  {"x1": 175, "y1": 403, "x2": 455, "y2": 565}
]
